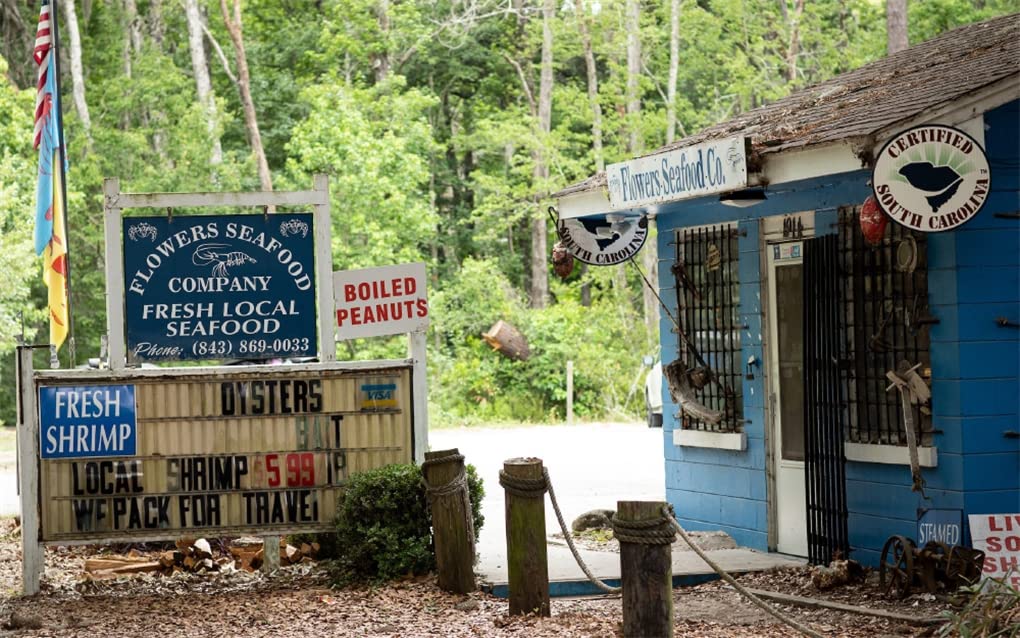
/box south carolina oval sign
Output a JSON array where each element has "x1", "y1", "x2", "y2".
[{"x1": 872, "y1": 124, "x2": 990, "y2": 233}]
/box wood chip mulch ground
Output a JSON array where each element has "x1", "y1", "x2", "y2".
[{"x1": 0, "y1": 519, "x2": 960, "y2": 637}]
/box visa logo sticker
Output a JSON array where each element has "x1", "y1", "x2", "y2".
[{"x1": 360, "y1": 383, "x2": 398, "y2": 410}]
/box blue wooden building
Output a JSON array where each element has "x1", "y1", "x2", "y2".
[{"x1": 554, "y1": 15, "x2": 1019, "y2": 565}]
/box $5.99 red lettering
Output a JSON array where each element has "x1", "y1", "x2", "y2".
[{"x1": 254, "y1": 453, "x2": 315, "y2": 487}]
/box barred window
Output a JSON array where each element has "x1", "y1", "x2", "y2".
[
  {"x1": 837, "y1": 207, "x2": 933, "y2": 446},
  {"x1": 672, "y1": 225, "x2": 744, "y2": 433}
]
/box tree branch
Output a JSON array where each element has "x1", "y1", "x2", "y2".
[
  {"x1": 501, "y1": 52, "x2": 536, "y2": 117},
  {"x1": 200, "y1": 20, "x2": 238, "y2": 85}
]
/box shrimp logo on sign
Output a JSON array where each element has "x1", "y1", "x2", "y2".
[
  {"x1": 192, "y1": 243, "x2": 257, "y2": 278},
  {"x1": 873, "y1": 124, "x2": 990, "y2": 232}
]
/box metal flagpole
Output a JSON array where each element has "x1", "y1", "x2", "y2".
[{"x1": 49, "y1": 0, "x2": 77, "y2": 368}]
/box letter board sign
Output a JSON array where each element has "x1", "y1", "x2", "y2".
[
  {"x1": 37, "y1": 366, "x2": 412, "y2": 542},
  {"x1": 122, "y1": 214, "x2": 316, "y2": 362},
  {"x1": 333, "y1": 262, "x2": 429, "y2": 340}
]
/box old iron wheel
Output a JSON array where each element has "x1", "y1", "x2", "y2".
[
  {"x1": 945, "y1": 546, "x2": 984, "y2": 589},
  {"x1": 919, "y1": 541, "x2": 949, "y2": 593},
  {"x1": 879, "y1": 535, "x2": 915, "y2": 600}
]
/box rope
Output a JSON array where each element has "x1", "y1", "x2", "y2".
[
  {"x1": 611, "y1": 514, "x2": 676, "y2": 546},
  {"x1": 502, "y1": 467, "x2": 622, "y2": 594},
  {"x1": 497, "y1": 470, "x2": 548, "y2": 499},
  {"x1": 421, "y1": 453, "x2": 475, "y2": 558},
  {"x1": 662, "y1": 506, "x2": 824, "y2": 638},
  {"x1": 501, "y1": 465, "x2": 828, "y2": 634}
]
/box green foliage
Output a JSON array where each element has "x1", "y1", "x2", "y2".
[
  {"x1": 0, "y1": 0, "x2": 1011, "y2": 426},
  {"x1": 936, "y1": 572, "x2": 1020, "y2": 637},
  {"x1": 429, "y1": 257, "x2": 649, "y2": 424},
  {"x1": 331, "y1": 463, "x2": 433, "y2": 584},
  {"x1": 329, "y1": 462, "x2": 484, "y2": 585}
]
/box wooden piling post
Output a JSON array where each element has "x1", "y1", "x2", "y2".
[
  {"x1": 618, "y1": 501, "x2": 674, "y2": 638},
  {"x1": 422, "y1": 448, "x2": 476, "y2": 594},
  {"x1": 503, "y1": 457, "x2": 550, "y2": 616}
]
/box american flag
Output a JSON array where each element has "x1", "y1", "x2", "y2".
[
  {"x1": 34, "y1": 0, "x2": 54, "y2": 150},
  {"x1": 33, "y1": 0, "x2": 70, "y2": 351}
]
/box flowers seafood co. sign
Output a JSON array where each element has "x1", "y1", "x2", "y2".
[
  {"x1": 873, "y1": 124, "x2": 990, "y2": 233},
  {"x1": 605, "y1": 136, "x2": 747, "y2": 210}
]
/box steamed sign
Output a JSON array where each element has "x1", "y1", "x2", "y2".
[
  {"x1": 333, "y1": 263, "x2": 429, "y2": 340},
  {"x1": 123, "y1": 214, "x2": 316, "y2": 362},
  {"x1": 605, "y1": 136, "x2": 747, "y2": 210},
  {"x1": 873, "y1": 125, "x2": 990, "y2": 232}
]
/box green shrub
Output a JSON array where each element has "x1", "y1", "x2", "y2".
[{"x1": 329, "y1": 462, "x2": 484, "y2": 586}]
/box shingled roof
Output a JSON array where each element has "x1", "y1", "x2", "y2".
[{"x1": 556, "y1": 13, "x2": 1019, "y2": 198}]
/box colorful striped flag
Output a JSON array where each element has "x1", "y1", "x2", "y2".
[{"x1": 34, "y1": 0, "x2": 69, "y2": 351}]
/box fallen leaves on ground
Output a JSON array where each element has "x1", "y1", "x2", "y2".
[{"x1": 0, "y1": 519, "x2": 954, "y2": 637}]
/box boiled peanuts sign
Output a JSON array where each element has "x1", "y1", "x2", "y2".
[{"x1": 333, "y1": 262, "x2": 429, "y2": 340}]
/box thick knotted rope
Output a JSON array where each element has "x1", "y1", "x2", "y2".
[
  {"x1": 497, "y1": 470, "x2": 548, "y2": 498},
  {"x1": 421, "y1": 453, "x2": 475, "y2": 558},
  {"x1": 611, "y1": 513, "x2": 676, "y2": 546}
]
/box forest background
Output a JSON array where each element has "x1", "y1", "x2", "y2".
[{"x1": 0, "y1": 0, "x2": 1013, "y2": 427}]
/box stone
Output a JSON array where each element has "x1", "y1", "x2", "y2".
[
  {"x1": 455, "y1": 599, "x2": 480, "y2": 612},
  {"x1": 571, "y1": 509, "x2": 615, "y2": 532}
]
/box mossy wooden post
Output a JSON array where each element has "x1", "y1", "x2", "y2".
[
  {"x1": 619, "y1": 501, "x2": 673, "y2": 638},
  {"x1": 504, "y1": 457, "x2": 550, "y2": 616},
  {"x1": 423, "y1": 448, "x2": 475, "y2": 594}
]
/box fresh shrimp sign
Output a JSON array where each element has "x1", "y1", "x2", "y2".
[{"x1": 122, "y1": 213, "x2": 317, "y2": 362}]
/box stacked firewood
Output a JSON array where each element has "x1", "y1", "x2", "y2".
[{"x1": 83, "y1": 537, "x2": 320, "y2": 579}]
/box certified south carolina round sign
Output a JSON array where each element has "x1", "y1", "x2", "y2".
[{"x1": 873, "y1": 124, "x2": 990, "y2": 233}]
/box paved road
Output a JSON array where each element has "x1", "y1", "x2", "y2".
[
  {"x1": 430, "y1": 422, "x2": 665, "y2": 576},
  {"x1": 0, "y1": 458, "x2": 17, "y2": 517}
]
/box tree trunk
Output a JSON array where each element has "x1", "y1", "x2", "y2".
[
  {"x1": 666, "y1": 0, "x2": 681, "y2": 144},
  {"x1": 887, "y1": 0, "x2": 908, "y2": 54},
  {"x1": 61, "y1": 0, "x2": 92, "y2": 146},
  {"x1": 625, "y1": 0, "x2": 641, "y2": 156},
  {"x1": 220, "y1": 0, "x2": 273, "y2": 193},
  {"x1": 149, "y1": 0, "x2": 165, "y2": 49},
  {"x1": 786, "y1": 0, "x2": 804, "y2": 83},
  {"x1": 373, "y1": 0, "x2": 390, "y2": 83},
  {"x1": 125, "y1": 0, "x2": 142, "y2": 56},
  {"x1": 620, "y1": 0, "x2": 644, "y2": 310},
  {"x1": 186, "y1": 0, "x2": 223, "y2": 164},
  {"x1": 529, "y1": 0, "x2": 554, "y2": 309},
  {"x1": 573, "y1": 0, "x2": 603, "y2": 172}
]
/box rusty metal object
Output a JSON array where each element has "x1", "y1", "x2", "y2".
[
  {"x1": 879, "y1": 536, "x2": 986, "y2": 600},
  {"x1": 551, "y1": 241, "x2": 574, "y2": 279},
  {"x1": 879, "y1": 535, "x2": 915, "y2": 599}
]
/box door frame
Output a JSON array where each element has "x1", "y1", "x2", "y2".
[{"x1": 761, "y1": 211, "x2": 815, "y2": 554}]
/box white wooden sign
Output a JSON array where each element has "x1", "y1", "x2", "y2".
[
  {"x1": 969, "y1": 513, "x2": 1020, "y2": 589},
  {"x1": 333, "y1": 262, "x2": 429, "y2": 340},
  {"x1": 605, "y1": 136, "x2": 747, "y2": 210}
]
